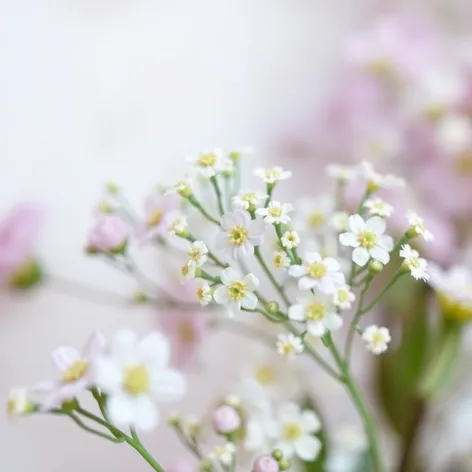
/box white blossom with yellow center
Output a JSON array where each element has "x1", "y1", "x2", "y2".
[
  {"x1": 94, "y1": 330, "x2": 186, "y2": 431},
  {"x1": 196, "y1": 280, "x2": 212, "y2": 306},
  {"x1": 288, "y1": 293, "x2": 343, "y2": 337},
  {"x1": 168, "y1": 216, "x2": 188, "y2": 237},
  {"x1": 362, "y1": 325, "x2": 391, "y2": 355},
  {"x1": 289, "y1": 252, "x2": 345, "y2": 294},
  {"x1": 166, "y1": 177, "x2": 192, "y2": 197},
  {"x1": 406, "y1": 211, "x2": 434, "y2": 242},
  {"x1": 276, "y1": 333, "x2": 304, "y2": 359},
  {"x1": 232, "y1": 190, "x2": 267, "y2": 210},
  {"x1": 186, "y1": 148, "x2": 233, "y2": 177},
  {"x1": 281, "y1": 231, "x2": 300, "y2": 249},
  {"x1": 294, "y1": 196, "x2": 334, "y2": 234},
  {"x1": 256, "y1": 201, "x2": 293, "y2": 225},
  {"x1": 400, "y1": 244, "x2": 429, "y2": 281},
  {"x1": 186, "y1": 240, "x2": 208, "y2": 267},
  {"x1": 273, "y1": 251, "x2": 290, "y2": 270},
  {"x1": 209, "y1": 442, "x2": 236, "y2": 466},
  {"x1": 213, "y1": 267, "x2": 259, "y2": 315},
  {"x1": 364, "y1": 197, "x2": 394, "y2": 218},
  {"x1": 357, "y1": 160, "x2": 405, "y2": 191},
  {"x1": 254, "y1": 166, "x2": 292, "y2": 184},
  {"x1": 340, "y1": 214, "x2": 394, "y2": 266},
  {"x1": 274, "y1": 403, "x2": 321, "y2": 461},
  {"x1": 333, "y1": 285, "x2": 356, "y2": 310},
  {"x1": 7, "y1": 388, "x2": 33, "y2": 417}
]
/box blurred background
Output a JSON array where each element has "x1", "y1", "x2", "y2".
[{"x1": 3, "y1": 1, "x2": 472, "y2": 471}]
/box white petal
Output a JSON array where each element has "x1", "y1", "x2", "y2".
[
  {"x1": 305, "y1": 252, "x2": 321, "y2": 264},
  {"x1": 289, "y1": 265, "x2": 306, "y2": 278},
  {"x1": 235, "y1": 209, "x2": 251, "y2": 227},
  {"x1": 138, "y1": 332, "x2": 170, "y2": 370},
  {"x1": 220, "y1": 267, "x2": 239, "y2": 285},
  {"x1": 329, "y1": 272, "x2": 346, "y2": 286},
  {"x1": 379, "y1": 234, "x2": 394, "y2": 252},
  {"x1": 51, "y1": 347, "x2": 81, "y2": 373},
  {"x1": 349, "y1": 214, "x2": 365, "y2": 233},
  {"x1": 366, "y1": 216, "x2": 386, "y2": 235},
  {"x1": 324, "y1": 313, "x2": 343, "y2": 331},
  {"x1": 352, "y1": 247, "x2": 370, "y2": 266},
  {"x1": 244, "y1": 421, "x2": 265, "y2": 451},
  {"x1": 278, "y1": 402, "x2": 301, "y2": 422},
  {"x1": 93, "y1": 358, "x2": 123, "y2": 395},
  {"x1": 339, "y1": 232, "x2": 359, "y2": 248},
  {"x1": 299, "y1": 276, "x2": 317, "y2": 291},
  {"x1": 213, "y1": 286, "x2": 229, "y2": 305},
  {"x1": 317, "y1": 277, "x2": 335, "y2": 294},
  {"x1": 307, "y1": 321, "x2": 327, "y2": 337},
  {"x1": 288, "y1": 304, "x2": 306, "y2": 321},
  {"x1": 32, "y1": 380, "x2": 57, "y2": 395},
  {"x1": 112, "y1": 330, "x2": 138, "y2": 366},
  {"x1": 82, "y1": 332, "x2": 107, "y2": 359},
  {"x1": 244, "y1": 273, "x2": 260, "y2": 291},
  {"x1": 369, "y1": 246, "x2": 390, "y2": 264},
  {"x1": 215, "y1": 232, "x2": 230, "y2": 250},
  {"x1": 295, "y1": 435, "x2": 322, "y2": 461},
  {"x1": 149, "y1": 370, "x2": 186, "y2": 402},
  {"x1": 133, "y1": 396, "x2": 159, "y2": 431},
  {"x1": 221, "y1": 212, "x2": 238, "y2": 230},
  {"x1": 301, "y1": 411, "x2": 321, "y2": 433},
  {"x1": 323, "y1": 257, "x2": 340, "y2": 272},
  {"x1": 107, "y1": 394, "x2": 135, "y2": 428},
  {"x1": 242, "y1": 292, "x2": 258, "y2": 310}
]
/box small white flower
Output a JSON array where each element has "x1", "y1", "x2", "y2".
[
  {"x1": 168, "y1": 216, "x2": 188, "y2": 237},
  {"x1": 406, "y1": 211, "x2": 434, "y2": 242},
  {"x1": 180, "y1": 262, "x2": 197, "y2": 281},
  {"x1": 436, "y1": 114, "x2": 472, "y2": 155},
  {"x1": 333, "y1": 285, "x2": 356, "y2": 310},
  {"x1": 295, "y1": 196, "x2": 334, "y2": 234},
  {"x1": 7, "y1": 388, "x2": 33, "y2": 417},
  {"x1": 400, "y1": 244, "x2": 429, "y2": 281},
  {"x1": 362, "y1": 325, "x2": 391, "y2": 355},
  {"x1": 166, "y1": 177, "x2": 192, "y2": 197},
  {"x1": 256, "y1": 201, "x2": 293, "y2": 225},
  {"x1": 339, "y1": 215, "x2": 394, "y2": 267},
  {"x1": 276, "y1": 333, "x2": 304, "y2": 358},
  {"x1": 94, "y1": 330, "x2": 186, "y2": 431},
  {"x1": 254, "y1": 166, "x2": 292, "y2": 184},
  {"x1": 330, "y1": 211, "x2": 350, "y2": 232},
  {"x1": 213, "y1": 268, "x2": 259, "y2": 314},
  {"x1": 281, "y1": 231, "x2": 300, "y2": 249},
  {"x1": 357, "y1": 160, "x2": 405, "y2": 190},
  {"x1": 209, "y1": 442, "x2": 236, "y2": 466},
  {"x1": 273, "y1": 251, "x2": 291, "y2": 270},
  {"x1": 196, "y1": 281, "x2": 212, "y2": 306},
  {"x1": 232, "y1": 190, "x2": 267, "y2": 210},
  {"x1": 288, "y1": 292, "x2": 343, "y2": 337},
  {"x1": 274, "y1": 403, "x2": 322, "y2": 461},
  {"x1": 326, "y1": 164, "x2": 357, "y2": 182},
  {"x1": 216, "y1": 210, "x2": 265, "y2": 260},
  {"x1": 289, "y1": 252, "x2": 345, "y2": 293},
  {"x1": 186, "y1": 149, "x2": 232, "y2": 178},
  {"x1": 363, "y1": 197, "x2": 394, "y2": 218},
  {"x1": 187, "y1": 240, "x2": 208, "y2": 267}
]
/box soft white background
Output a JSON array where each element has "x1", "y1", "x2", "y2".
[{"x1": 0, "y1": 1, "x2": 378, "y2": 470}]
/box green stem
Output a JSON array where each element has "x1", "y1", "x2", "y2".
[
  {"x1": 66, "y1": 412, "x2": 123, "y2": 443},
  {"x1": 210, "y1": 176, "x2": 225, "y2": 216},
  {"x1": 124, "y1": 430, "x2": 166, "y2": 472},
  {"x1": 188, "y1": 195, "x2": 220, "y2": 225},
  {"x1": 76, "y1": 407, "x2": 125, "y2": 439},
  {"x1": 264, "y1": 185, "x2": 274, "y2": 208}
]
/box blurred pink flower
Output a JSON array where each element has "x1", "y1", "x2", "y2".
[
  {"x1": 138, "y1": 193, "x2": 179, "y2": 243},
  {"x1": 87, "y1": 215, "x2": 129, "y2": 253},
  {"x1": 0, "y1": 203, "x2": 42, "y2": 285},
  {"x1": 167, "y1": 458, "x2": 195, "y2": 472}
]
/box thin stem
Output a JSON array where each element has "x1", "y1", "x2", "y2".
[
  {"x1": 360, "y1": 270, "x2": 404, "y2": 315},
  {"x1": 76, "y1": 407, "x2": 125, "y2": 439},
  {"x1": 66, "y1": 412, "x2": 123, "y2": 443},
  {"x1": 210, "y1": 176, "x2": 225, "y2": 216},
  {"x1": 124, "y1": 430, "x2": 166, "y2": 472},
  {"x1": 188, "y1": 195, "x2": 220, "y2": 225},
  {"x1": 264, "y1": 185, "x2": 274, "y2": 207}
]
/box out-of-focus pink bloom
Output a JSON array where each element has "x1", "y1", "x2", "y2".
[
  {"x1": 138, "y1": 193, "x2": 178, "y2": 243},
  {"x1": 87, "y1": 215, "x2": 129, "y2": 253},
  {"x1": 32, "y1": 332, "x2": 106, "y2": 411},
  {"x1": 167, "y1": 458, "x2": 195, "y2": 472},
  {"x1": 252, "y1": 456, "x2": 279, "y2": 472},
  {"x1": 0, "y1": 203, "x2": 42, "y2": 285},
  {"x1": 212, "y1": 405, "x2": 241, "y2": 434}
]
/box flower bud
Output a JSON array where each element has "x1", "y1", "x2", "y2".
[
  {"x1": 86, "y1": 215, "x2": 129, "y2": 254},
  {"x1": 278, "y1": 459, "x2": 290, "y2": 471},
  {"x1": 8, "y1": 258, "x2": 43, "y2": 290},
  {"x1": 168, "y1": 413, "x2": 181, "y2": 427},
  {"x1": 7, "y1": 388, "x2": 34, "y2": 417},
  {"x1": 368, "y1": 260, "x2": 384, "y2": 274},
  {"x1": 266, "y1": 301, "x2": 280, "y2": 315},
  {"x1": 252, "y1": 456, "x2": 279, "y2": 472},
  {"x1": 271, "y1": 449, "x2": 283, "y2": 461},
  {"x1": 212, "y1": 405, "x2": 241, "y2": 435},
  {"x1": 105, "y1": 181, "x2": 120, "y2": 194}
]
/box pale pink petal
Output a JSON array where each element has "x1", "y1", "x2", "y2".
[
  {"x1": 82, "y1": 332, "x2": 107, "y2": 359},
  {"x1": 51, "y1": 347, "x2": 81, "y2": 373}
]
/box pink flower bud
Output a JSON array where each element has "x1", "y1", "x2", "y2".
[
  {"x1": 252, "y1": 456, "x2": 279, "y2": 472},
  {"x1": 212, "y1": 405, "x2": 241, "y2": 434},
  {"x1": 87, "y1": 215, "x2": 129, "y2": 253}
]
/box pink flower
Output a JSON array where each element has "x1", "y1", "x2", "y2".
[
  {"x1": 32, "y1": 332, "x2": 107, "y2": 411},
  {"x1": 87, "y1": 215, "x2": 129, "y2": 253},
  {"x1": 212, "y1": 405, "x2": 241, "y2": 434},
  {"x1": 0, "y1": 203, "x2": 42, "y2": 285},
  {"x1": 138, "y1": 193, "x2": 178, "y2": 243},
  {"x1": 167, "y1": 458, "x2": 195, "y2": 472},
  {"x1": 252, "y1": 456, "x2": 279, "y2": 472}
]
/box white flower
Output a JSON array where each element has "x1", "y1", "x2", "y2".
[
  {"x1": 289, "y1": 252, "x2": 345, "y2": 293},
  {"x1": 436, "y1": 114, "x2": 472, "y2": 155},
  {"x1": 213, "y1": 268, "x2": 259, "y2": 314},
  {"x1": 357, "y1": 161, "x2": 405, "y2": 190},
  {"x1": 362, "y1": 325, "x2": 391, "y2": 355},
  {"x1": 166, "y1": 177, "x2": 192, "y2": 197},
  {"x1": 196, "y1": 281, "x2": 212, "y2": 306},
  {"x1": 209, "y1": 442, "x2": 236, "y2": 466},
  {"x1": 273, "y1": 251, "x2": 291, "y2": 270},
  {"x1": 180, "y1": 262, "x2": 197, "y2": 281},
  {"x1": 326, "y1": 164, "x2": 357, "y2": 182},
  {"x1": 288, "y1": 292, "x2": 343, "y2": 337},
  {"x1": 273, "y1": 403, "x2": 322, "y2": 461},
  {"x1": 186, "y1": 149, "x2": 232, "y2": 178},
  {"x1": 339, "y1": 215, "x2": 394, "y2": 267},
  {"x1": 7, "y1": 388, "x2": 33, "y2": 417},
  {"x1": 333, "y1": 285, "x2": 356, "y2": 310},
  {"x1": 244, "y1": 415, "x2": 273, "y2": 452},
  {"x1": 276, "y1": 334, "x2": 304, "y2": 358},
  {"x1": 330, "y1": 211, "x2": 350, "y2": 232},
  {"x1": 216, "y1": 210, "x2": 265, "y2": 260},
  {"x1": 406, "y1": 211, "x2": 434, "y2": 242},
  {"x1": 363, "y1": 197, "x2": 394, "y2": 218},
  {"x1": 254, "y1": 166, "x2": 292, "y2": 184},
  {"x1": 232, "y1": 190, "x2": 267, "y2": 210},
  {"x1": 168, "y1": 216, "x2": 188, "y2": 237},
  {"x1": 187, "y1": 240, "x2": 208, "y2": 267},
  {"x1": 295, "y1": 196, "x2": 334, "y2": 234},
  {"x1": 94, "y1": 330, "x2": 186, "y2": 431},
  {"x1": 400, "y1": 244, "x2": 429, "y2": 281},
  {"x1": 256, "y1": 201, "x2": 293, "y2": 225},
  {"x1": 281, "y1": 231, "x2": 300, "y2": 249}
]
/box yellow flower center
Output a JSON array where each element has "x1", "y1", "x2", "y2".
[
  {"x1": 198, "y1": 152, "x2": 217, "y2": 167},
  {"x1": 229, "y1": 225, "x2": 248, "y2": 246},
  {"x1": 62, "y1": 360, "x2": 88, "y2": 383},
  {"x1": 124, "y1": 364, "x2": 150, "y2": 395},
  {"x1": 274, "y1": 253, "x2": 286, "y2": 268},
  {"x1": 242, "y1": 192, "x2": 256, "y2": 203},
  {"x1": 189, "y1": 248, "x2": 202, "y2": 262},
  {"x1": 229, "y1": 151, "x2": 241, "y2": 161},
  {"x1": 228, "y1": 281, "x2": 247, "y2": 301},
  {"x1": 308, "y1": 211, "x2": 325, "y2": 228},
  {"x1": 181, "y1": 264, "x2": 191, "y2": 278},
  {"x1": 283, "y1": 423, "x2": 303, "y2": 441},
  {"x1": 268, "y1": 207, "x2": 282, "y2": 218},
  {"x1": 371, "y1": 332, "x2": 384, "y2": 346},
  {"x1": 455, "y1": 151, "x2": 472, "y2": 176},
  {"x1": 307, "y1": 262, "x2": 327, "y2": 279},
  {"x1": 281, "y1": 343, "x2": 295, "y2": 356},
  {"x1": 265, "y1": 170, "x2": 280, "y2": 181},
  {"x1": 337, "y1": 290, "x2": 349, "y2": 303},
  {"x1": 438, "y1": 291, "x2": 472, "y2": 321},
  {"x1": 358, "y1": 230, "x2": 377, "y2": 249},
  {"x1": 254, "y1": 364, "x2": 276, "y2": 386},
  {"x1": 196, "y1": 287, "x2": 207, "y2": 301},
  {"x1": 305, "y1": 302, "x2": 326, "y2": 321},
  {"x1": 408, "y1": 256, "x2": 421, "y2": 269},
  {"x1": 178, "y1": 321, "x2": 195, "y2": 344},
  {"x1": 148, "y1": 209, "x2": 163, "y2": 227}
]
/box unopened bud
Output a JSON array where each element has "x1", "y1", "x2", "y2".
[
  {"x1": 252, "y1": 456, "x2": 279, "y2": 472},
  {"x1": 271, "y1": 449, "x2": 283, "y2": 461},
  {"x1": 168, "y1": 413, "x2": 181, "y2": 427},
  {"x1": 212, "y1": 405, "x2": 241, "y2": 435},
  {"x1": 266, "y1": 301, "x2": 280, "y2": 315},
  {"x1": 368, "y1": 260, "x2": 384, "y2": 274},
  {"x1": 106, "y1": 181, "x2": 120, "y2": 194},
  {"x1": 278, "y1": 459, "x2": 290, "y2": 471},
  {"x1": 132, "y1": 290, "x2": 148, "y2": 304}
]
